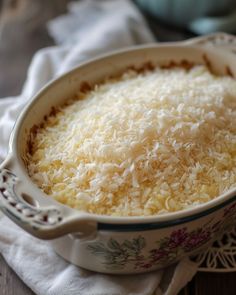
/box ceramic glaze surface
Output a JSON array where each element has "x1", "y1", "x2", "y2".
[
  {"x1": 51, "y1": 198, "x2": 236, "y2": 273},
  {"x1": 0, "y1": 34, "x2": 236, "y2": 273}
]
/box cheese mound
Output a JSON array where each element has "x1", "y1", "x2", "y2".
[{"x1": 28, "y1": 65, "x2": 236, "y2": 216}]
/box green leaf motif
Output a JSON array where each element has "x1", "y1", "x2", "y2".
[
  {"x1": 107, "y1": 238, "x2": 122, "y2": 251},
  {"x1": 136, "y1": 236, "x2": 146, "y2": 250},
  {"x1": 87, "y1": 214, "x2": 232, "y2": 271},
  {"x1": 87, "y1": 243, "x2": 107, "y2": 255},
  {"x1": 123, "y1": 240, "x2": 134, "y2": 250}
]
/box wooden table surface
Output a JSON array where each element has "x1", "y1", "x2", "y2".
[{"x1": 0, "y1": 1, "x2": 236, "y2": 294}]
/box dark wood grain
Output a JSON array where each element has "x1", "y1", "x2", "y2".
[
  {"x1": 0, "y1": 1, "x2": 235, "y2": 295},
  {"x1": 193, "y1": 272, "x2": 236, "y2": 295}
]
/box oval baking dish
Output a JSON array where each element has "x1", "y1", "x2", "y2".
[{"x1": 0, "y1": 41, "x2": 236, "y2": 274}]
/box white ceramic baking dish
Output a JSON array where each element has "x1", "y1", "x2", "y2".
[{"x1": 0, "y1": 34, "x2": 236, "y2": 274}]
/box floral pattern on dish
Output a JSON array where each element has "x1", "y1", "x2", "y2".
[{"x1": 88, "y1": 203, "x2": 236, "y2": 270}]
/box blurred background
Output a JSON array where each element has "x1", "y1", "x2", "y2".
[{"x1": 0, "y1": 0, "x2": 236, "y2": 97}]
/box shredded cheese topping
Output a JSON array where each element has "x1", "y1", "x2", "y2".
[{"x1": 28, "y1": 65, "x2": 236, "y2": 216}]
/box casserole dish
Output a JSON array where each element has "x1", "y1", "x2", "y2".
[{"x1": 0, "y1": 35, "x2": 236, "y2": 274}]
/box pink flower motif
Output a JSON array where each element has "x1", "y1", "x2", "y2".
[
  {"x1": 141, "y1": 263, "x2": 153, "y2": 269},
  {"x1": 135, "y1": 261, "x2": 153, "y2": 269},
  {"x1": 89, "y1": 219, "x2": 227, "y2": 270},
  {"x1": 150, "y1": 249, "x2": 168, "y2": 262},
  {"x1": 168, "y1": 228, "x2": 188, "y2": 248},
  {"x1": 183, "y1": 229, "x2": 210, "y2": 251}
]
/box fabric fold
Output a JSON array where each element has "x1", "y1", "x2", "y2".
[{"x1": 0, "y1": 1, "x2": 198, "y2": 294}]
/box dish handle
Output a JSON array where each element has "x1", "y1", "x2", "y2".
[
  {"x1": 183, "y1": 32, "x2": 236, "y2": 53},
  {"x1": 0, "y1": 156, "x2": 97, "y2": 240}
]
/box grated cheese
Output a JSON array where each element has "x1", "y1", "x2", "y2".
[{"x1": 27, "y1": 65, "x2": 236, "y2": 216}]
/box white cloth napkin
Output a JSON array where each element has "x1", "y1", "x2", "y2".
[{"x1": 0, "y1": 1, "x2": 198, "y2": 294}]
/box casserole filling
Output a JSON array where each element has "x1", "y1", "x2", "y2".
[{"x1": 27, "y1": 65, "x2": 236, "y2": 216}]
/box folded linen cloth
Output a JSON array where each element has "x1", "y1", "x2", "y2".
[{"x1": 0, "y1": 1, "x2": 198, "y2": 294}]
